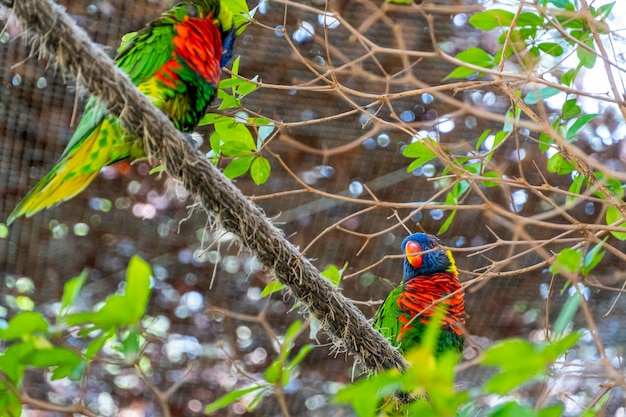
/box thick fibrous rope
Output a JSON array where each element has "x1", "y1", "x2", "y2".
[{"x1": 3, "y1": 0, "x2": 407, "y2": 373}]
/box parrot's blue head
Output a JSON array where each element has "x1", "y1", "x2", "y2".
[{"x1": 401, "y1": 233, "x2": 457, "y2": 282}]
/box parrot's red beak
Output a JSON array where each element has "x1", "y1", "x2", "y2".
[{"x1": 405, "y1": 241, "x2": 423, "y2": 268}]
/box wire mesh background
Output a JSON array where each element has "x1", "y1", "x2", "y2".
[{"x1": 2, "y1": 0, "x2": 626, "y2": 415}]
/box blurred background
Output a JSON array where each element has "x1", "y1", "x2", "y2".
[{"x1": 2, "y1": 0, "x2": 626, "y2": 415}]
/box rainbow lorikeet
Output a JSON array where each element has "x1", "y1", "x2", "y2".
[
  {"x1": 373, "y1": 233, "x2": 465, "y2": 357},
  {"x1": 7, "y1": 0, "x2": 237, "y2": 224}
]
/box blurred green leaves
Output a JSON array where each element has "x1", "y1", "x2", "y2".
[
  {"x1": 205, "y1": 320, "x2": 314, "y2": 414},
  {"x1": 336, "y1": 291, "x2": 584, "y2": 417},
  {"x1": 0, "y1": 256, "x2": 153, "y2": 417}
]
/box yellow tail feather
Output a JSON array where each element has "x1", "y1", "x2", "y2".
[{"x1": 7, "y1": 122, "x2": 117, "y2": 224}]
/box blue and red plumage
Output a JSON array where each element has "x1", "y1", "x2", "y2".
[{"x1": 373, "y1": 233, "x2": 465, "y2": 356}]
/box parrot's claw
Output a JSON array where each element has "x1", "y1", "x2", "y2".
[{"x1": 183, "y1": 132, "x2": 203, "y2": 150}]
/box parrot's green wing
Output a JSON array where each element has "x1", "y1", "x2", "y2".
[
  {"x1": 59, "y1": 98, "x2": 108, "y2": 160},
  {"x1": 373, "y1": 286, "x2": 404, "y2": 349},
  {"x1": 60, "y1": 15, "x2": 178, "y2": 160},
  {"x1": 115, "y1": 19, "x2": 176, "y2": 85}
]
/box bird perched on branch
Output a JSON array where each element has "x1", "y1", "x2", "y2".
[
  {"x1": 373, "y1": 232, "x2": 465, "y2": 357},
  {"x1": 8, "y1": 0, "x2": 238, "y2": 224}
]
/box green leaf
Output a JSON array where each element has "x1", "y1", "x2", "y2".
[
  {"x1": 517, "y1": 12, "x2": 543, "y2": 27},
  {"x1": 455, "y1": 47, "x2": 494, "y2": 67},
  {"x1": 482, "y1": 171, "x2": 502, "y2": 187},
  {"x1": 0, "y1": 312, "x2": 49, "y2": 340},
  {"x1": 469, "y1": 10, "x2": 514, "y2": 30},
  {"x1": 539, "y1": 132, "x2": 553, "y2": 153},
  {"x1": 0, "y1": 343, "x2": 28, "y2": 383},
  {"x1": 445, "y1": 65, "x2": 480, "y2": 80},
  {"x1": 539, "y1": 405, "x2": 566, "y2": 417},
  {"x1": 606, "y1": 177, "x2": 625, "y2": 198},
  {"x1": 85, "y1": 328, "x2": 115, "y2": 359},
  {"x1": 454, "y1": 179, "x2": 470, "y2": 197},
  {"x1": 250, "y1": 156, "x2": 271, "y2": 185},
  {"x1": 566, "y1": 113, "x2": 598, "y2": 140},
  {"x1": 543, "y1": 332, "x2": 581, "y2": 360},
  {"x1": 321, "y1": 262, "x2": 348, "y2": 288},
  {"x1": 335, "y1": 371, "x2": 400, "y2": 417},
  {"x1": 261, "y1": 280, "x2": 285, "y2": 297},
  {"x1": 204, "y1": 385, "x2": 264, "y2": 414},
  {"x1": 66, "y1": 257, "x2": 151, "y2": 328},
  {"x1": 438, "y1": 209, "x2": 456, "y2": 235},
  {"x1": 287, "y1": 344, "x2": 313, "y2": 373},
  {"x1": 0, "y1": 390, "x2": 21, "y2": 417},
  {"x1": 403, "y1": 139, "x2": 437, "y2": 172},
  {"x1": 124, "y1": 256, "x2": 152, "y2": 321},
  {"x1": 199, "y1": 112, "x2": 223, "y2": 126},
  {"x1": 24, "y1": 346, "x2": 82, "y2": 380},
  {"x1": 247, "y1": 389, "x2": 266, "y2": 411},
  {"x1": 121, "y1": 331, "x2": 140, "y2": 362},
  {"x1": 490, "y1": 402, "x2": 539, "y2": 417},
  {"x1": 218, "y1": 77, "x2": 246, "y2": 89},
  {"x1": 483, "y1": 338, "x2": 537, "y2": 367},
  {"x1": 231, "y1": 55, "x2": 241, "y2": 74},
  {"x1": 223, "y1": 155, "x2": 254, "y2": 179},
  {"x1": 552, "y1": 289, "x2": 581, "y2": 337},
  {"x1": 445, "y1": 48, "x2": 494, "y2": 79},
  {"x1": 537, "y1": 42, "x2": 564, "y2": 56},
  {"x1": 597, "y1": 2, "x2": 615, "y2": 19},
  {"x1": 237, "y1": 79, "x2": 257, "y2": 97},
  {"x1": 566, "y1": 173, "x2": 583, "y2": 208},
  {"x1": 562, "y1": 98, "x2": 581, "y2": 119},
  {"x1": 220, "y1": 0, "x2": 251, "y2": 34},
  {"x1": 264, "y1": 359, "x2": 282, "y2": 384},
  {"x1": 283, "y1": 320, "x2": 303, "y2": 352},
  {"x1": 492, "y1": 130, "x2": 509, "y2": 150},
  {"x1": 60, "y1": 270, "x2": 88, "y2": 316},
  {"x1": 523, "y1": 87, "x2": 560, "y2": 105},
  {"x1": 606, "y1": 206, "x2": 626, "y2": 240},
  {"x1": 475, "y1": 129, "x2": 492, "y2": 151},
  {"x1": 561, "y1": 68, "x2": 577, "y2": 86},
  {"x1": 546, "y1": 152, "x2": 575, "y2": 175},
  {"x1": 581, "y1": 238, "x2": 607, "y2": 276},
  {"x1": 217, "y1": 91, "x2": 240, "y2": 110},
  {"x1": 218, "y1": 123, "x2": 256, "y2": 157},
  {"x1": 577, "y1": 40, "x2": 596, "y2": 69},
  {"x1": 550, "y1": 248, "x2": 581, "y2": 274},
  {"x1": 482, "y1": 339, "x2": 544, "y2": 393}
]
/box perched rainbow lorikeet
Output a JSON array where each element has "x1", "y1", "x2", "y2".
[
  {"x1": 7, "y1": 0, "x2": 237, "y2": 224},
  {"x1": 373, "y1": 233, "x2": 465, "y2": 357}
]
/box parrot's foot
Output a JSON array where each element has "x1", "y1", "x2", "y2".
[{"x1": 183, "y1": 132, "x2": 203, "y2": 150}]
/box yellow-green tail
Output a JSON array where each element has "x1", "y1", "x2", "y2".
[
  {"x1": 7, "y1": 120, "x2": 120, "y2": 224},
  {"x1": 7, "y1": 167, "x2": 98, "y2": 224}
]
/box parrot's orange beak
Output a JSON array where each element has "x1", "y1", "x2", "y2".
[{"x1": 405, "y1": 241, "x2": 423, "y2": 268}]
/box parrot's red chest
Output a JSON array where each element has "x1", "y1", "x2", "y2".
[{"x1": 397, "y1": 272, "x2": 465, "y2": 336}]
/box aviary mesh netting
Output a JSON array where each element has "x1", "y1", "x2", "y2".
[{"x1": 2, "y1": 0, "x2": 626, "y2": 415}]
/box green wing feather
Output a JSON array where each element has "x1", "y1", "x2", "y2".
[
  {"x1": 116, "y1": 23, "x2": 176, "y2": 85},
  {"x1": 59, "y1": 98, "x2": 107, "y2": 160},
  {"x1": 373, "y1": 286, "x2": 404, "y2": 349},
  {"x1": 58, "y1": 13, "x2": 179, "y2": 161}
]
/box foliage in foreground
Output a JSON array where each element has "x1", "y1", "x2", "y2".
[
  {"x1": 0, "y1": 255, "x2": 597, "y2": 417},
  {"x1": 0, "y1": 256, "x2": 152, "y2": 416}
]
